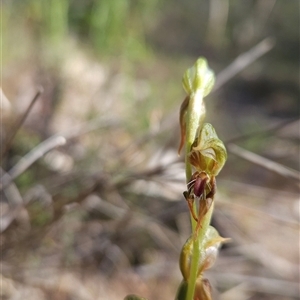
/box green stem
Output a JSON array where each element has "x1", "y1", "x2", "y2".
[
  {"x1": 185, "y1": 231, "x2": 200, "y2": 300},
  {"x1": 186, "y1": 203, "x2": 214, "y2": 300},
  {"x1": 185, "y1": 90, "x2": 206, "y2": 300},
  {"x1": 197, "y1": 201, "x2": 214, "y2": 243}
]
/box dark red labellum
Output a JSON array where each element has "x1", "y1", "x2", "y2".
[{"x1": 193, "y1": 176, "x2": 207, "y2": 198}]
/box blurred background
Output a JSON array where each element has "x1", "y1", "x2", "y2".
[{"x1": 1, "y1": 0, "x2": 299, "y2": 299}]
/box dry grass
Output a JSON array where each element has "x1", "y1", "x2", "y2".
[{"x1": 1, "y1": 2, "x2": 299, "y2": 298}]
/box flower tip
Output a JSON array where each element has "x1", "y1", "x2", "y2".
[{"x1": 182, "y1": 57, "x2": 215, "y2": 97}]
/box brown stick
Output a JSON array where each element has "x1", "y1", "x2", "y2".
[{"x1": 1, "y1": 87, "x2": 43, "y2": 159}]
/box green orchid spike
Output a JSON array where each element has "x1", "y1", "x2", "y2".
[
  {"x1": 181, "y1": 59, "x2": 220, "y2": 300},
  {"x1": 189, "y1": 123, "x2": 227, "y2": 176}
]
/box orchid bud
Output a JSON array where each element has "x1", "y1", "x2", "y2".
[
  {"x1": 178, "y1": 58, "x2": 215, "y2": 155},
  {"x1": 198, "y1": 226, "x2": 230, "y2": 274},
  {"x1": 182, "y1": 58, "x2": 215, "y2": 97},
  {"x1": 180, "y1": 226, "x2": 229, "y2": 280}
]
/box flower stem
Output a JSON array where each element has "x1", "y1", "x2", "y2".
[{"x1": 185, "y1": 90, "x2": 206, "y2": 300}]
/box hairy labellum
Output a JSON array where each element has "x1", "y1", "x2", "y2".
[{"x1": 193, "y1": 173, "x2": 209, "y2": 198}]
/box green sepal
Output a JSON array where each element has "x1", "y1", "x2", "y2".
[
  {"x1": 189, "y1": 123, "x2": 227, "y2": 176},
  {"x1": 179, "y1": 235, "x2": 194, "y2": 281}
]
